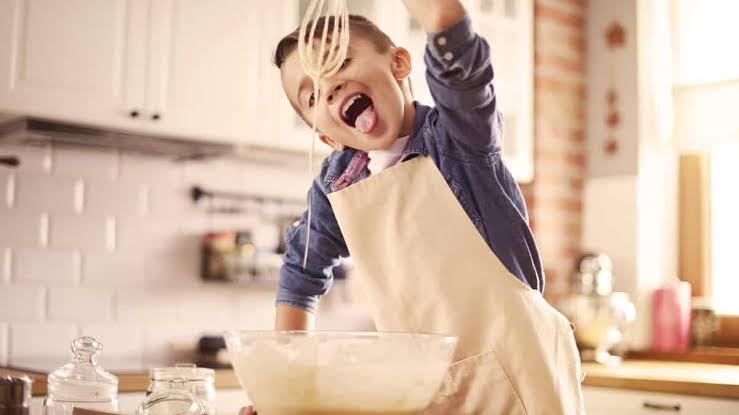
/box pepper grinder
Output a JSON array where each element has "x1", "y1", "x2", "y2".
[{"x1": 0, "y1": 375, "x2": 32, "y2": 415}]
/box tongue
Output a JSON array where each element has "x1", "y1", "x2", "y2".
[{"x1": 355, "y1": 105, "x2": 377, "y2": 134}]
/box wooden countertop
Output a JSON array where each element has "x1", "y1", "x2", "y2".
[
  {"x1": 582, "y1": 360, "x2": 739, "y2": 399},
  {"x1": 4, "y1": 360, "x2": 738, "y2": 400},
  {"x1": 0, "y1": 367, "x2": 242, "y2": 397}
]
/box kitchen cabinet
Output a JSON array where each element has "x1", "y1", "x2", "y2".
[
  {"x1": 0, "y1": 0, "x2": 533, "y2": 174},
  {"x1": 0, "y1": 0, "x2": 145, "y2": 131},
  {"x1": 0, "y1": 0, "x2": 265, "y2": 147},
  {"x1": 584, "y1": 386, "x2": 739, "y2": 414}
]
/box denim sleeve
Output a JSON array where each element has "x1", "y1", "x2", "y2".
[
  {"x1": 424, "y1": 14, "x2": 502, "y2": 153},
  {"x1": 276, "y1": 167, "x2": 349, "y2": 313}
]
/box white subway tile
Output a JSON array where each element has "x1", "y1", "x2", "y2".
[
  {"x1": 84, "y1": 179, "x2": 147, "y2": 216},
  {"x1": 233, "y1": 289, "x2": 276, "y2": 330},
  {"x1": 47, "y1": 286, "x2": 113, "y2": 322},
  {"x1": 82, "y1": 253, "x2": 148, "y2": 286},
  {"x1": 176, "y1": 287, "x2": 236, "y2": 326},
  {"x1": 79, "y1": 324, "x2": 143, "y2": 362},
  {"x1": 52, "y1": 147, "x2": 118, "y2": 180},
  {"x1": 116, "y1": 288, "x2": 178, "y2": 323},
  {"x1": 119, "y1": 152, "x2": 183, "y2": 184},
  {"x1": 13, "y1": 248, "x2": 80, "y2": 284},
  {"x1": 241, "y1": 163, "x2": 312, "y2": 199},
  {"x1": 8, "y1": 323, "x2": 78, "y2": 362},
  {"x1": 183, "y1": 160, "x2": 246, "y2": 192},
  {"x1": 0, "y1": 283, "x2": 45, "y2": 322},
  {"x1": 0, "y1": 323, "x2": 7, "y2": 366},
  {"x1": 14, "y1": 173, "x2": 79, "y2": 214},
  {"x1": 2, "y1": 248, "x2": 10, "y2": 282},
  {"x1": 0, "y1": 212, "x2": 43, "y2": 248},
  {"x1": 0, "y1": 144, "x2": 52, "y2": 174},
  {"x1": 114, "y1": 216, "x2": 181, "y2": 255},
  {"x1": 48, "y1": 214, "x2": 111, "y2": 252},
  {"x1": 147, "y1": 252, "x2": 200, "y2": 287},
  {"x1": 148, "y1": 182, "x2": 189, "y2": 216},
  {"x1": 142, "y1": 324, "x2": 203, "y2": 367},
  {"x1": 0, "y1": 170, "x2": 12, "y2": 210}
]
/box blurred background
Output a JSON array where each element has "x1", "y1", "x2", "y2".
[{"x1": 0, "y1": 0, "x2": 737, "y2": 413}]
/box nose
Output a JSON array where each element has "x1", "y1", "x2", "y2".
[{"x1": 320, "y1": 80, "x2": 345, "y2": 105}]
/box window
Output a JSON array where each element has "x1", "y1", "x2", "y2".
[
  {"x1": 709, "y1": 145, "x2": 739, "y2": 315},
  {"x1": 675, "y1": 1, "x2": 739, "y2": 345}
]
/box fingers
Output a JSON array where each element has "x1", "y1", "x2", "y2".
[{"x1": 238, "y1": 406, "x2": 256, "y2": 415}]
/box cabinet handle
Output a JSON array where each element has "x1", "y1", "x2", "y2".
[
  {"x1": 643, "y1": 401, "x2": 681, "y2": 412},
  {"x1": 151, "y1": 113, "x2": 161, "y2": 121},
  {"x1": 129, "y1": 110, "x2": 140, "y2": 118}
]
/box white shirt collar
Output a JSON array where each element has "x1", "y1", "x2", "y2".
[{"x1": 367, "y1": 135, "x2": 410, "y2": 175}]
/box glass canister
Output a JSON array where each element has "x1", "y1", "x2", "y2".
[
  {"x1": 146, "y1": 364, "x2": 216, "y2": 415},
  {"x1": 137, "y1": 381, "x2": 206, "y2": 415},
  {"x1": 43, "y1": 337, "x2": 119, "y2": 415}
]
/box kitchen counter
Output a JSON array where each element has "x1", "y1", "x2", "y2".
[
  {"x1": 582, "y1": 360, "x2": 739, "y2": 399},
  {"x1": 4, "y1": 360, "x2": 738, "y2": 400},
  {"x1": 0, "y1": 367, "x2": 242, "y2": 396}
]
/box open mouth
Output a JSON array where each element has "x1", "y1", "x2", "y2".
[{"x1": 340, "y1": 93, "x2": 377, "y2": 134}]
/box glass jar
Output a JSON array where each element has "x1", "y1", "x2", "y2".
[
  {"x1": 137, "y1": 381, "x2": 206, "y2": 415},
  {"x1": 146, "y1": 364, "x2": 216, "y2": 415},
  {"x1": 43, "y1": 337, "x2": 118, "y2": 415}
]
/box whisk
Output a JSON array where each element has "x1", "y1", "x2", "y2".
[{"x1": 298, "y1": 0, "x2": 350, "y2": 269}]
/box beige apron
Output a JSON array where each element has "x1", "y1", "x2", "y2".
[{"x1": 327, "y1": 156, "x2": 585, "y2": 414}]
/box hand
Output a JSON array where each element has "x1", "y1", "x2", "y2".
[{"x1": 238, "y1": 406, "x2": 257, "y2": 415}]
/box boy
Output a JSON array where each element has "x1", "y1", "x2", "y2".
[{"x1": 267, "y1": 0, "x2": 584, "y2": 413}]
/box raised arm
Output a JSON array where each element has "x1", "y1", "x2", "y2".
[
  {"x1": 402, "y1": 0, "x2": 466, "y2": 32},
  {"x1": 404, "y1": 0, "x2": 502, "y2": 154}
]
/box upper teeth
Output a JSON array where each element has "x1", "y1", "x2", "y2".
[{"x1": 343, "y1": 94, "x2": 363, "y2": 118}]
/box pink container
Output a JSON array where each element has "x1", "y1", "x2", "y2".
[{"x1": 652, "y1": 281, "x2": 692, "y2": 351}]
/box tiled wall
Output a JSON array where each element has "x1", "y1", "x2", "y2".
[{"x1": 0, "y1": 143, "x2": 372, "y2": 368}]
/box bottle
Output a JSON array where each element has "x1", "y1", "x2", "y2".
[
  {"x1": 43, "y1": 337, "x2": 119, "y2": 415},
  {"x1": 652, "y1": 280, "x2": 692, "y2": 351}
]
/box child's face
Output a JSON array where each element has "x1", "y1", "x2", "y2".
[{"x1": 280, "y1": 34, "x2": 411, "y2": 152}]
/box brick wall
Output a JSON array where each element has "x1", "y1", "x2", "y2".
[
  {"x1": 0, "y1": 143, "x2": 372, "y2": 367},
  {"x1": 520, "y1": 0, "x2": 586, "y2": 301}
]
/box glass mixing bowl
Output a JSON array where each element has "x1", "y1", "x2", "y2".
[{"x1": 224, "y1": 331, "x2": 457, "y2": 415}]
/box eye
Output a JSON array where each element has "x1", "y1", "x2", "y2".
[
  {"x1": 340, "y1": 58, "x2": 351, "y2": 70},
  {"x1": 308, "y1": 92, "x2": 315, "y2": 108}
]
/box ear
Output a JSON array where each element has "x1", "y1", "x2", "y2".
[
  {"x1": 391, "y1": 47, "x2": 412, "y2": 81},
  {"x1": 319, "y1": 135, "x2": 345, "y2": 151}
]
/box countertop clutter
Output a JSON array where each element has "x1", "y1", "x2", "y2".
[{"x1": 3, "y1": 360, "x2": 738, "y2": 400}]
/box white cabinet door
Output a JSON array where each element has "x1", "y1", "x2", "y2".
[
  {"x1": 584, "y1": 386, "x2": 739, "y2": 415},
  {"x1": 143, "y1": 0, "x2": 259, "y2": 145},
  {"x1": 0, "y1": 0, "x2": 147, "y2": 128}
]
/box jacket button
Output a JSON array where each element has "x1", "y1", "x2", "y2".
[
  {"x1": 437, "y1": 36, "x2": 447, "y2": 46},
  {"x1": 443, "y1": 51, "x2": 454, "y2": 61}
]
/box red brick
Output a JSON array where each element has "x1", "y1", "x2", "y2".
[
  {"x1": 535, "y1": 3, "x2": 585, "y2": 30},
  {"x1": 534, "y1": 53, "x2": 584, "y2": 74}
]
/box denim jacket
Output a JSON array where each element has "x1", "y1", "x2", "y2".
[{"x1": 277, "y1": 15, "x2": 544, "y2": 312}]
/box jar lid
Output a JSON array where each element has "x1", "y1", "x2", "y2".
[
  {"x1": 150, "y1": 364, "x2": 214, "y2": 383},
  {"x1": 47, "y1": 337, "x2": 118, "y2": 401},
  {"x1": 137, "y1": 384, "x2": 206, "y2": 415}
]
